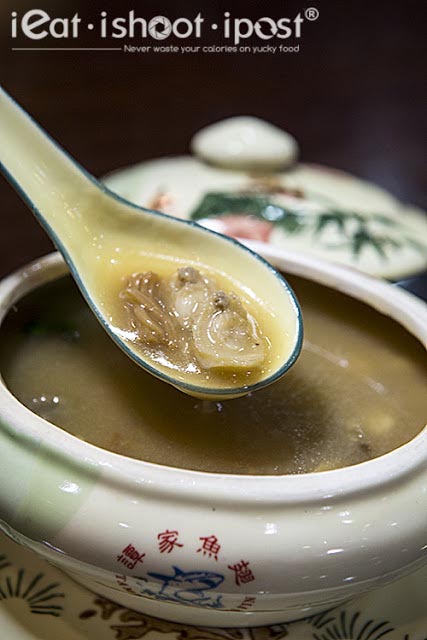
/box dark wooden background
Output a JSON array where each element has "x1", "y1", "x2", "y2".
[{"x1": 1, "y1": 0, "x2": 426, "y2": 297}]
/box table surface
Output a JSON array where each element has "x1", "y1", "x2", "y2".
[{"x1": 0, "y1": 0, "x2": 426, "y2": 298}]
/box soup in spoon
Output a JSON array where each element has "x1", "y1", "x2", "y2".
[
  {"x1": 118, "y1": 266, "x2": 267, "y2": 377},
  {"x1": 91, "y1": 248, "x2": 289, "y2": 391}
]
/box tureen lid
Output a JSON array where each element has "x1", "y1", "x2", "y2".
[{"x1": 104, "y1": 117, "x2": 427, "y2": 280}]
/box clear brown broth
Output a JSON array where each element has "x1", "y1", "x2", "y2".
[{"x1": 0, "y1": 275, "x2": 425, "y2": 474}]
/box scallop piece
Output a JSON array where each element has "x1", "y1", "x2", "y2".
[
  {"x1": 170, "y1": 267, "x2": 214, "y2": 328},
  {"x1": 192, "y1": 290, "x2": 266, "y2": 370}
]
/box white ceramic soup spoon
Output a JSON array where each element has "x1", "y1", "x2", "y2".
[{"x1": 0, "y1": 87, "x2": 302, "y2": 399}]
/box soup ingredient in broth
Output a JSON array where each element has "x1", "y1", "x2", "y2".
[{"x1": 120, "y1": 267, "x2": 266, "y2": 373}]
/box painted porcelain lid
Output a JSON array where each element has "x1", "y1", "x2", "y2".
[{"x1": 104, "y1": 117, "x2": 427, "y2": 279}]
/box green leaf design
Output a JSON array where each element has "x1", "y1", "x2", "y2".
[
  {"x1": 280, "y1": 212, "x2": 305, "y2": 234},
  {"x1": 315, "y1": 211, "x2": 350, "y2": 234},
  {"x1": 191, "y1": 193, "x2": 273, "y2": 221},
  {"x1": 190, "y1": 192, "x2": 427, "y2": 262},
  {"x1": 352, "y1": 228, "x2": 386, "y2": 258},
  {"x1": 190, "y1": 192, "x2": 307, "y2": 235}
]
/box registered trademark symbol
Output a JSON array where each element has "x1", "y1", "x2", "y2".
[{"x1": 305, "y1": 7, "x2": 319, "y2": 21}]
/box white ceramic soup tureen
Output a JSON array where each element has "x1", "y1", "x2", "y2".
[{"x1": 0, "y1": 250, "x2": 426, "y2": 628}]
